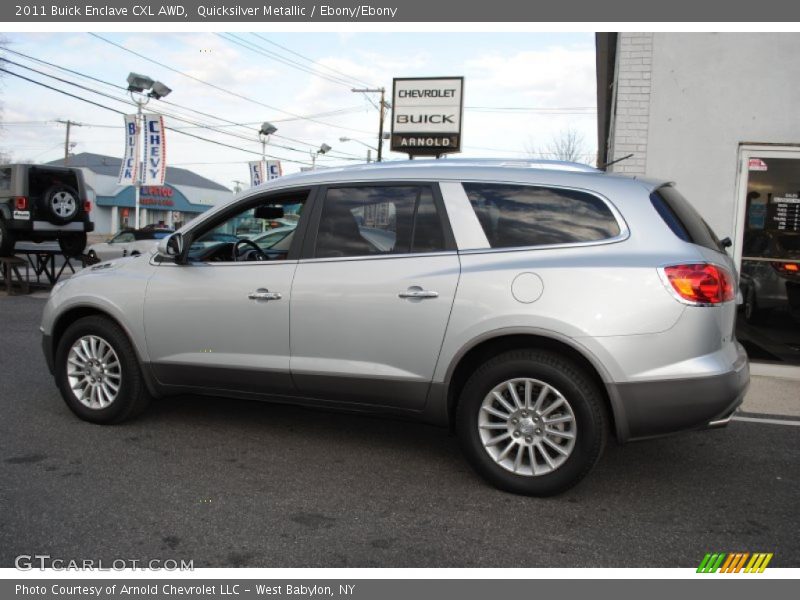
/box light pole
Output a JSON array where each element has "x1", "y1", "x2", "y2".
[
  {"x1": 310, "y1": 143, "x2": 332, "y2": 169},
  {"x1": 126, "y1": 72, "x2": 171, "y2": 230},
  {"x1": 258, "y1": 121, "x2": 277, "y2": 165}
]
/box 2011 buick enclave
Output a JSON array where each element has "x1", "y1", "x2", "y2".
[{"x1": 41, "y1": 160, "x2": 749, "y2": 495}]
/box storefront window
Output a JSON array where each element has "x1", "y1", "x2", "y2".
[{"x1": 737, "y1": 157, "x2": 800, "y2": 365}]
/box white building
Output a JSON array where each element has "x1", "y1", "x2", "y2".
[
  {"x1": 597, "y1": 33, "x2": 800, "y2": 368},
  {"x1": 48, "y1": 153, "x2": 232, "y2": 234}
]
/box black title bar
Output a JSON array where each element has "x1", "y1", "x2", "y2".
[{"x1": 4, "y1": 0, "x2": 800, "y2": 22}]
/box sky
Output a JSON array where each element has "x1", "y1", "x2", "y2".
[{"x1": 0, "y1": 32, "x2": 598, "y2": 190}]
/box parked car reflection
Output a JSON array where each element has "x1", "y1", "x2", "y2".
[{"x1": 739, "y1": 230, "x2": 800, "y2": 323}]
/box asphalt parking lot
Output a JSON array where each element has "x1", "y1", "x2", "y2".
[{"x1": 1, "y1": 294, "x2": 799, "y2": 568}]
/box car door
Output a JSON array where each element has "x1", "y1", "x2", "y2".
[
  {"x1": 143, "y1": 189, "x2": 312, "y2": 396},
  {"x1": 104, "y1": 231, "x2": 135, "y2": 259},
  {"x1": 290, "y1": 183, "x2": 460, "y2": 410}
]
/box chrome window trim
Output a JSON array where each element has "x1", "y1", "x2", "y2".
[
  {"x1": 297, "y1": 250, "x2": 459, "y2": 265},
  {"x1": 457, "y1": 232, "x2": 630, "y2": 256},
  {"x1": 455, "y1": 180, "x2": 630, "y2": 253},
  {"x1": 151, "y1": 255, "x2": 300, "y2": 268}
]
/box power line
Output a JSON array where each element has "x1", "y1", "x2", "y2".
[
  {"x1": 2, "y1": 59, "x2": 358, "y2": 163},
  {"x1": 88, "y1": 33, "x2": 376, "y2": 135},
  {"x1": 219, "y1": 33, "x2": 359, "y2": 90},
  {"x1": 0, "y1": 67, "x2": 314, "y2": 165},
  {"x1": 2, "y1": 46, "x2": 371, "y2": 130},
  {"x1": 251, "y1": 33, "x2": 376, "y2": 89}
]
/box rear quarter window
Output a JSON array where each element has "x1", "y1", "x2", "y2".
[
  {"x1": 650, "y1": 186, "x2": 724, "y2": 253},
  {"x1": 462, "y1": 182, "x2": 621, "y2": 249}
]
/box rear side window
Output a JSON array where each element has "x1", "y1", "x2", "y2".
[
  {"x1": 0, "y1": 168, "x2": 11, "y2": 191},
  {"x1": 650, "y1": 187, "x2": 724, "y2": 252},
  {"x1": 462, "y1": 183, "x2": 621, "y2": 248},
  {"x1": 314, "y1": 185, "x2": 447, "y2": 258}
]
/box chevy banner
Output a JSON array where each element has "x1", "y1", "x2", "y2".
[
  {"x1": 249, "y1": 160, "x2": 283, "y2": 187},
  {"x1": 117, "y1": 114, "x2": 139, "y2": 185},
  {"x1": 143, "y1": 114, "x2": 167, "y2": 186}
]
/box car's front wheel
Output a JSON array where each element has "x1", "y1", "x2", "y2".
[
  {"x1": 456, "y1": 350, "x2": 607, "y2": 496},
  {"x1": 55, "y1": 316, "x2": 151, "y2": 424}
]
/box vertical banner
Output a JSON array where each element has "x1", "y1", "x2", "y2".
[
  {"x1": 266, "y1": 160, "x2": 283, "y2": 180},
  {"x1": 249, "y1": 160, "x2": 282, "y2": 187},
  {"x1": 249, "y1": 161, "x2": 266, "y2": 187},
  {"x1": 143, "y1": 114, "x2": 167, "y2": 186},
  {"x1": 118, "y1": 114, "x2": 139, "y2": 185}
]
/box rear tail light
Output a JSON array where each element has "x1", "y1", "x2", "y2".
[
  {"x1": 772, "y1": 261, "x2": 799, "y2": 274},
  {"x1": 83, "y1": 200, "x2": 92, "y2": 213},
  {"x1": 661, "y1": 263, "x2": 735, "y2": 305},
  {"x1": 14, "y1": 196, "x2": 28, "y2": 210}
]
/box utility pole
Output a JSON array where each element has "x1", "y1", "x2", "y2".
[
  {"x1": 56, "y1": 119, "x2": 82, "y2": 165},
  {"x1": 352, "y1": 87, "x2": 387, "y2": 162},
  {"x1": 231, "y1": 180, "x2": 245, "y2": 193}
]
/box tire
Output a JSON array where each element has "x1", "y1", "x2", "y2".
[
  {"x1": 58, "y1": 232, "x2": 87, "y2": 257},
  {"x1": 42, "y1": 184, "x2": 80, "y2": 225},
  {"x1": 456, "y1": 349, "x2": 607, "y2": 496},
  {"x1": 54, "y1": 316, "x2": 152, "y2": 424},
  {"x1": 0, "y1": 219, "x2": 15, "y2": 256}
]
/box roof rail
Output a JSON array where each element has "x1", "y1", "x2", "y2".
[{"x1": 330, "y1": 157, "x2": 599, "y2": 173}]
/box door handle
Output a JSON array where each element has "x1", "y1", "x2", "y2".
[
  {"x1": 248, "y1": 288, "x2": 282, "y2": 301},
  {"x1": 398, "y1": 287, "x2": 439, "y2": 300}
]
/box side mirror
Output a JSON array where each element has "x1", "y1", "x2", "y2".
[
  {"x1": 157, "y1": 232, "x2": 184, "y2": 261},
  {"x1": 720, "y1": 237, "x2": 733, "y2": 249}
]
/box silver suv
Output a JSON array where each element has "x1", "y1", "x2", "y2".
[{"x1": 41, "y1": 160, "x2": 749, "y2": 495}]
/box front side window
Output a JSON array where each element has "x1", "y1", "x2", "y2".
[
  {"x1": 463, "y1": 183, "x2": 621, "y2": 249},
  {"x1": 112, "y1": 232, "x2": 135, "y2": 244},
  {"x1": 187, "y1": 192, "x2": 307, "y2": 262},
  {"x1": 314, "y1": 185, "x2": 446, "y2": 258}
]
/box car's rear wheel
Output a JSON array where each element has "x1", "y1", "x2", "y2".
[
  {"x1": 58, "y1": 232, "x2": 87, "y2": 257},
  {"x1": 456, "y1": 349, "x2": 607, "y2": 496},
  {"x1": 55, "y1": 316, "x2": 151, "y2": 424},
  {"x1": 0, "y1": 219, "x2": 15, "y2": 256}
]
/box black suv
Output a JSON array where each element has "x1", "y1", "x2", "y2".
[{"x1": 0, "y1": 163, "x2": 94, "y2": 257}]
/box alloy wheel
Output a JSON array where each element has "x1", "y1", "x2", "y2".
[
  {"x1": 478, "y1": 377, "x2": 577, "y2": 476},
  {"x1": 66, "y1": 335, "x2": 122, "y2": 409}
]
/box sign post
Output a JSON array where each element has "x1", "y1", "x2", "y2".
[{"x1": 391, "y1": 77, "x2": 464, "y2": 158}]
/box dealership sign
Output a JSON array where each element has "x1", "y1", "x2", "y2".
[
  {"x1": 143, "y1": 114, "x2": 167, "y2": 186},
  {"x1": 118, "y1": 114, "x2": 139, "y2": 185},
  {"x1": 118, "y1": 114, "x2": 167, "y2": 186},
  {"x1": 391, "y1": 77, "x2": 464, "y2": 157}
]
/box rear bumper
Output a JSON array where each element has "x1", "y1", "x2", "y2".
[
  {"x1": 8, "y1": 220, "x2": 94, "y2": 233},
  {"x1": 610, "y1": 344, "x2": 750, "y2": 442}
]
